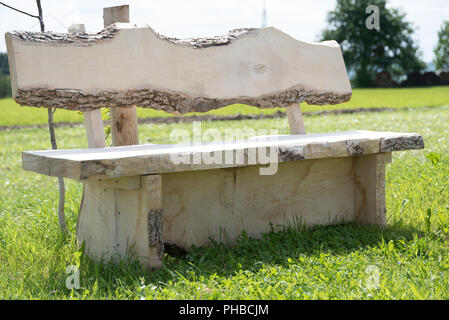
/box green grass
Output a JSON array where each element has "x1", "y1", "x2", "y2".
[
  {"x1": 1, "y1": 106, "x2": 449, "y2": 299},
  {"x1": 1, "y1": 86, "x2": 448, "y2": 127}
]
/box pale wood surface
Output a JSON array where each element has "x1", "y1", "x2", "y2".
[
  {"x1": 110, "y1": 106, "x2": 139, "y2": 146},
  {"x1": 353, "y1": 153, "x2": 390, "y2": 227},
  {"x1": 68, "y1": 24, "x2": 86, "y2": 34},
  {"x1": 6, "y1": 24, "x2": 352, "y2": 112},
  {"x1": 77, "y1": 174, "x2": 163, "y2": 269},
  {"x1": 162, "y1": 158, "x2": 355, "y2": 248},
  {"x1": 68, "y1": 23, "x2": 105, "y2": 149},
  {"x1": 22, "y1": 131, "x2": 424, "y2": 180},
  {"x1": 83, "y1": 110, "x2": 106, "y2": 148},
  {"x1": 286, "y1": 103, "x2": 306, "y2": 134},
  {"x1": 76, "y1": 154, "x2": 393, "y2": 252},
  {"x1": 103, "y1": 5, "x2": 129, "y2": 27}
]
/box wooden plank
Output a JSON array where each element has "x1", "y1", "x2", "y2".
[
  {"x1": 162, "y1": 157, "x2": 355, "y2": 249},
  {"x1": 6, "y1": 25, "x2": 352, "y2": 113},
  {"x1": 286, "y1": 103, "x2": 306, "y2": 134},
  {"x1": 68, "y1": 24, "x2": 86, "y2": 34},
  {"x1": 353, "y1": 153, "x2": 391, "y2": 227},
  {"x1": 84, "y1": 110, "x2": 106, "y2": 148},
  {"x1": 110, "y1": 106, "x2": 139, "y2": 146},
  {"x1": 76, "y1": 174, "x2": 163, "y2": 269},
  {"x1": 93, "y1": 176, "x2": 141, "y2": 190},
  {"x1": 22, "y1": 131, "x2": 424, "y2": 180},
  {"x1": 103, "y1": 5, "x2": 138, "y2": 147}
]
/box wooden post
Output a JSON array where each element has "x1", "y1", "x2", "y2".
[
  {"x1": 84, "y1": 109, "x2": 106, "y2": 148},
  {"x1": 286, "y1": 103, "x2": 306, "y2": 134},
  {"x1": 353, "y1": 153, "x2": 391, "y2": 227},
  {"x1": 103, "y1": 5, "x2": 139, "y2": 146},
  {"x1": 103, "y1": 5, "x2": 129, "y2": 27}
]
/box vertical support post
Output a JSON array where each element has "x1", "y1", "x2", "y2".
[
  {"x1": 84, "y1": 109, "x2": 106, "y2": 148},
  {"x1": 353, "y1": 153, "x2": 391, "y2": 227},
  {"x1": 103, "y1": 5, "x2": 139, "y2": 146},
  {"x1": 286, "y1": 103, "x2": 306, "y2": 134}
]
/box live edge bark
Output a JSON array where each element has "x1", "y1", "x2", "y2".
[{"x1": 6, "y1": 24, "x2": 352, "y2": 113}]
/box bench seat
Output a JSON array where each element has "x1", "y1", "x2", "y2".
[
  {"x1": 23, "y1": 130, "x2": 423, "y2": 180},
  {"x1": 20, "y1": 130, "x2": 424, "y2": 269}
]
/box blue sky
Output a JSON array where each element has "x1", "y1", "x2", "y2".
[{"x1": 1, "y1": 0, "x2": 448, "y2": 63}]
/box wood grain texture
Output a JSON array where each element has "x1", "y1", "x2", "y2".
[
  {"x1": 22, "y1": 131, "x2": 425, "y2": 180},
  {"x1": 76, "y1": 155, "x2": 397, "y2": 257},
  {"x1": 162, "y1": 158, "x2": 355, "y2": 249},
  {"x1": 83, "y1": 110, "x2": 106, "y2": 148},
  {"x1": 286, "y1": 103, "x2": 306, "y2": 134},
  {"x1": 353, "y1": 153, "x2": 390, "y2": 227},
  {"x1": 6, "y1": 24, "x2": 352, "y2": 112},
  {"x1": 77, "y1": 174, "x2": 163, "y2": 269},
  {"x1": 103, "y1": 5, "x2": 129, "y2": 28},
  {"x1": 110, "y1": 106, "x2": 139, "y2": 146}
]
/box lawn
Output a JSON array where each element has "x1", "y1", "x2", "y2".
[
  {"x1": 1, "y1": 86, "x2": 449, "y2": 127},
  {"x1": 0, "y1": 105, "x2": 448, "y2": 299}
]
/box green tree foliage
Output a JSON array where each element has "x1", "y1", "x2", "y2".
[
  {"x1": 0, "y1": 74, "x2": 12, "y2": 98},
  {"x1": 434, "y1": 21, "x2": 449, "y2": 70},
  {"x1": 0, "y1": 53, "x2": 9, "y2": 75},
  {"x1": 321, "y1": 0, "x2": 425, "y2": 87}
]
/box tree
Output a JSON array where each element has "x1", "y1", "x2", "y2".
[
  {"x1": 0, "y1": 53, "x2": 9, "y2": 75},
  {"x1": 0, "y1": 53, "x2": 11, "y2": 97},
  {"x1": 0, "y1": 74, "x2": 11, "y2": 98},
  {"x1": 320, "y1": 0, "x2": 425, "y2": 87},
  {"x1": 434, "y1": 21, "x2": 449, "y2": 71}
]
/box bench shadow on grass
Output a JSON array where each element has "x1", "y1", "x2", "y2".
[{"x1": 66, "y1": 219, "x2": 423, "y2": 296}]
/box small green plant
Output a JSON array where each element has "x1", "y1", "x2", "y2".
[
  {"x1": 425, "y1": 152, "x2": 442, "y2": 165},
  {"x1": 101, "y1": 108, "x2": 111, "y2": 140}
]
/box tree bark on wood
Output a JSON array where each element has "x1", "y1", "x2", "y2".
[{"x1": 6, "y1": 24, "x2": 352, "y2": 113}]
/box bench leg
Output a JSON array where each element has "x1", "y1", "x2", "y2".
[
  {"x1": 353, "y1": 153, "x2": 391, "y2": 227},
  {"x1": 76, "y1": 175, "x2": 163, "y2": 270}
]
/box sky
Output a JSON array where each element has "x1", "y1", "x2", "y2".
[{"x1": 0, "y1": 0, "x2": 448, "y2": 63}]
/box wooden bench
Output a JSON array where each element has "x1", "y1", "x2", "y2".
[{"x1": 6, "y1": 6, "x2": 424, "y2": 270}]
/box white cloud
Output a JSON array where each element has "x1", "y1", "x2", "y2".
[{"x1": 0, "y1": 0, "x2": 446, "y2": 62}]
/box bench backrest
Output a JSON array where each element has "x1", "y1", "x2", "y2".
[{"x1": 6, "y1": 24, "x2": 352, "y2": 114}]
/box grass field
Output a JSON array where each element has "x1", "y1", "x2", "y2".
[
  {"x1": 1, "y1": 86, "x2": 449, "y2": 127},
  {"x1": 1, "y1": 104, "x2": 448, "y2": 299}
]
